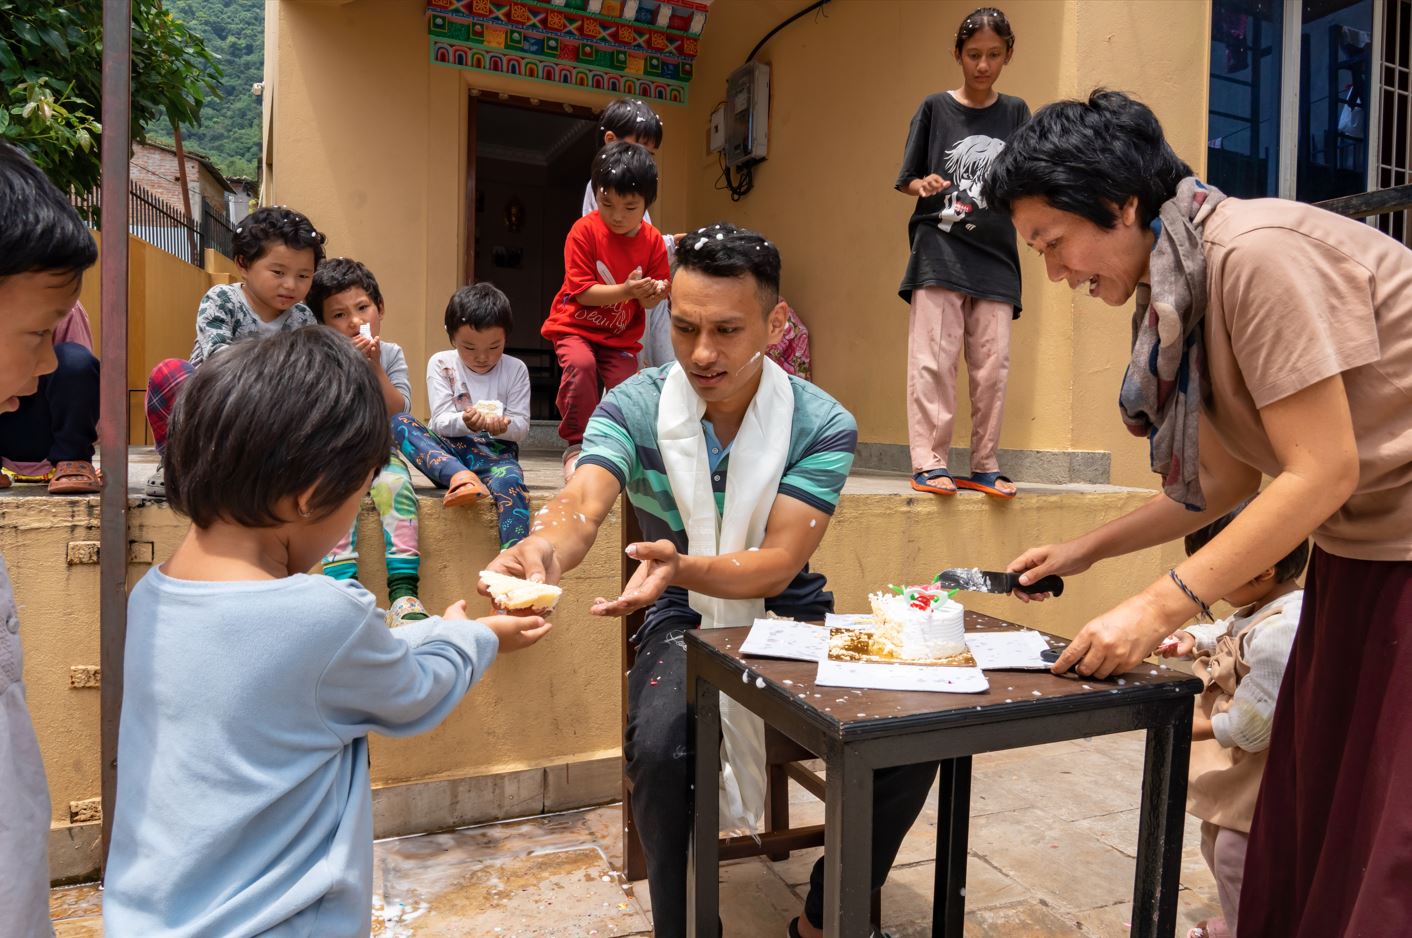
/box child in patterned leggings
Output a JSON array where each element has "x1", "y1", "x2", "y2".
[
  {"x1": 397, "y1": 283, "x2": 530, "y2": 549},
  {"x1": 306, "y1": 259, "x2": 460, "y2": 625}
]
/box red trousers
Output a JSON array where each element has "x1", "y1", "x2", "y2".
[{"x1": 553, "y1": 336, "x2": 638, "y2": 445}]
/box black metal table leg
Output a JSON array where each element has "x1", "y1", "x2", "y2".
[
  {"x1": 687, "y1": 666, "x2": 721, "y2": 938},
  {"x1": 822, "y1": 747, "x2": 875, "y2": 938},
  {"x1": 932, "y1": 756, "x2": 972, "y2": 937},
  {"x1": 1131, "y1": 703, "x2": 1194, "y2": 938}
]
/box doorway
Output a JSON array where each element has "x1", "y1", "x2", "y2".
[{"x1": 466, "y1": 94, "x2": 599, "y2": 420}]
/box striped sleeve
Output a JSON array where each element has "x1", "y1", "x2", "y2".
[
  {"x1": 778, "y1": 402, "x2": 856, "y2": 515},
  {"x1": 579, "y1": 395, "x2": 636, "y2": 486}
]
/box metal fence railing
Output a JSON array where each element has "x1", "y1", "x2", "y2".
[
  {"x1": 200, "y1": 198, "x2": 236, "y2": 260},
  {"x1": 71, "y1": 183, "x2": 237, "y2": 266},
  {"x1": 1317, "y1": 183, "x2": 1412, "y2": 247},
  {"x1": 129, "y1": 182, "x2": 201, "y2": 265}
]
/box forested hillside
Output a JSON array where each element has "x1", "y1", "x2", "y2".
[{"x1": 145, "y1": 0, "x2": 262, "y2": 179}]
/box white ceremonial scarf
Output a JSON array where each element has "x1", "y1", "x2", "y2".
[{"x1": 657, "y1": 356, "x2": 794, "y2": 833}]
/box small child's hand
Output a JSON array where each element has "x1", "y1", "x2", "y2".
[
  {"x1": 352, "y1": 333, "x2": 381, "y2": 366},
  {"x1": 462, "y1": 408, "x2": 487, "y2": 432},
  {"x1": 624, "y1": 267, "x2": 658, "y2": 302},
  {"x1": 480, "y1": 614, "x2": 553, "y2": 652},
  {"x1": 1158, "y1": 630, "x2": 1196, "y2": 658},
  {"x1": 442, "y1": 599, "x2": 469, "y2": 620},
  {"x1": 917, "y1": 173, "x2": 950, "y2": 197},
  {"x1": 488, "y1": 414, "x2": 512, "y2": 436}
]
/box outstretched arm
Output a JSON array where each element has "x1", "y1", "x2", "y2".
[
  {"x1": 1053, "y1": 375, "x2": 1358, "y2": 678},
  {"x1": 480, "y1": 463, "x2": 623, "y2": 590},
  {"x1": 591, "y1": 493, "x2": 832, "y2": 617}
]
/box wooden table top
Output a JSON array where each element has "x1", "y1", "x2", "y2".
[{"x1": 686, "y1": 612, "x2": 1203, "y2": 742}]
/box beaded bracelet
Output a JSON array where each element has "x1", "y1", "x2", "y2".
[{"x1": 1169, "y1": 569, "x2": 1213, "y2": 621}]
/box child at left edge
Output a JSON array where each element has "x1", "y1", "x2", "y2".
[
  {"x1": 544, "y1": 140, "x2": 669, "y2": 481},
  {"x1": 307, "y1": 257, "x2": 459, "y2": 626},
  {"x1": 0, "y1": 141, "x2": 98, "y2": 938}
]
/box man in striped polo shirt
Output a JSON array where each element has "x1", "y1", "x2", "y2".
[{"x1": 483, "y1": 225, "x2": 936, "y2": 938}]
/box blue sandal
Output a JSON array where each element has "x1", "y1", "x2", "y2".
[
  {"x1": 910, "y1": 468, "x2": 957, "y2": 496},
  {"x1": 956, "y1": 470, "x2": 1017, "y2": 499}
]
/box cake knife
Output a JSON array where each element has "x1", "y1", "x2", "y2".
[{"x1": 933, "y1": 568, "x2": 1065, "y2": 597}]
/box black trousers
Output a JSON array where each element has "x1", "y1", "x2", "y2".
[
  {"x1": 0, "y1": 343, "x2": 100, "y2": 464},
  {"x1": 626, "y1": 625, "x2": 938, "y2": 937}
]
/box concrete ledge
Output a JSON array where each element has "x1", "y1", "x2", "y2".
[
  {"x1": 47, "y1": 756, "x2": 624, "y2": 883},
  {"x1": 854, "y1": 443, "x2": 1111, "y2": 485},
  {"x1": 49, "y1": 821, "x2": 101, "y2": 886},
  {"x1": 372, "y1": 755, "x2": 621, "y2": 840}
]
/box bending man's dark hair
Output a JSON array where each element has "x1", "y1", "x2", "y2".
[
  {"x1": 0, "y1": 142, "x2": 98, "y2": 281},
  {"x1": 165, "y1": 327, "x2": 391, "y2": 528},
  {"x1": 673, "y1": 223, "x2": 780, "y2": 315},
  {"x1": 984, "y1": 88, "x2": 1193, "y2": 229}
]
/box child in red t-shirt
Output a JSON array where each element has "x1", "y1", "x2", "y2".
[{"x1": 543, "y1": 140, "x2": 669, "y2": 479}]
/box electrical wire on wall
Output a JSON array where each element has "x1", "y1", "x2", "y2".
[{"x1": 715, "y1": 0, "x2": 832, "y2": 201}]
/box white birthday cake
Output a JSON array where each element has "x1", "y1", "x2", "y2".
[{"x1": 868, "y1": 586, "x2": 967, "y2": 660}]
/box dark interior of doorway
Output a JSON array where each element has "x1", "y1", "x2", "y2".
[{"x1": 468, "y1": 96, "x2": 598, "y2": 421}]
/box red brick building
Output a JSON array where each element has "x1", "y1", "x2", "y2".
[{"x1": 128, "y1": 141, "x2": 240, "y2": 223}]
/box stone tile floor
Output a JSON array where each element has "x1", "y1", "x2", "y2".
[{"x1": 50, "y1": 733, "x2": 1222, "y2": 937}]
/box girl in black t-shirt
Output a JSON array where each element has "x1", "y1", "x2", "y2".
[{"x1": 895, "y1": 7, "x2": 1029, "y2": 499}]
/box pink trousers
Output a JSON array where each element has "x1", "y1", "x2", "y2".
[
  {"x1": 1201, "y1": 820, "x2": 1248, "y2": 936},
  {"x1": 906, "y1": 286, "x2": 1011, "y2": 474}
]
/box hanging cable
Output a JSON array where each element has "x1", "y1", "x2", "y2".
[
  {"x1": 715, "y1": 0, "x2": 831, "y2": 200},
  {"x1": 746, "y1": 0, "x2": 832, "y2": 62}
]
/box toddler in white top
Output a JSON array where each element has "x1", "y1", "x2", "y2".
[{"x1": 1161, "y1": 499, "x2": 1308, "y2": 938}]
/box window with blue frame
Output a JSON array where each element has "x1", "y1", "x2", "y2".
[
  {"x1": 1208, "y1": 0, "x2": 1376, "y2": 202},
  {"x1": 1209, "y1": 0, "x2": 1285, "y2": 198}
]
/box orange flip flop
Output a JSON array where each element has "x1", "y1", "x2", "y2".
[
  {"x1": 955, "y1": 471, "x2": 1017, "y2": 499},
  {"x1": 48, "y1": 460, "x2": 102, "y2": 494},
  {"x1": 443, "y1": 469, "x2": 489, "y2": 507},
  {"x1": 910, "y1": 469, "x2": 956, "y2": 496}
]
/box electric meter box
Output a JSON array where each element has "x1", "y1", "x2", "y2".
[{"x1": 724, "y1": 62, "x2": 770, "y2": 169}]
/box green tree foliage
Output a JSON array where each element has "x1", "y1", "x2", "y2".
[
  {"x1": 0, "y1": 0, "x2": 222, "y2": 197},
  {"x1": 144, "y1": 0, "x2": 264, "y2": 180}
]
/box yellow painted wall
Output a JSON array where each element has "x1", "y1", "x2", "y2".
[
  {"x1": 679, "y1": 0, "x2": 1210, "y2": 488},
  {"x1": 10, "y1": 490, "x2": 624, "y2": 831},
  {"x1": 79, "y1": 234, "x2": 234, "y2": 445},
  {"x1": 265, "y1": 1, "x2": 1209, "y2": 485},
  {"x1": 14, "y1": 485, "x2": 1180, "y2": 844},
  {"x1": 264, "y1": 0, "x2": 688, "y2": 418}
]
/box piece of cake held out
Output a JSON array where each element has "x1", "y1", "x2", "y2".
[
  {"x1": 473, "y1": 400, "x2": 504, "y2": 417},
  {"x1": 479, "y1": 570, "x2": 562, "y2": 612}
]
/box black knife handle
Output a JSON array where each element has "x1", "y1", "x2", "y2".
[{"x1": 1013, "y1": 574, "x2": 1064, "y2": 597}]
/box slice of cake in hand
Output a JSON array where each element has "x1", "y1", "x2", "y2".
[
  {"x1": 479, "y1": 570, "x2": 562, "y2": 612},
  {"x1": 868, "y1": 586, "x2": 967, "y2": 660},
  {"x1": 473, "y1": 399, "x2": 504, "y2": 417}
]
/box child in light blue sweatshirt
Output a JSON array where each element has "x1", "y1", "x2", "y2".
[{"x1": 103, "y1": 327, "x2": 552, "y2": 938}]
